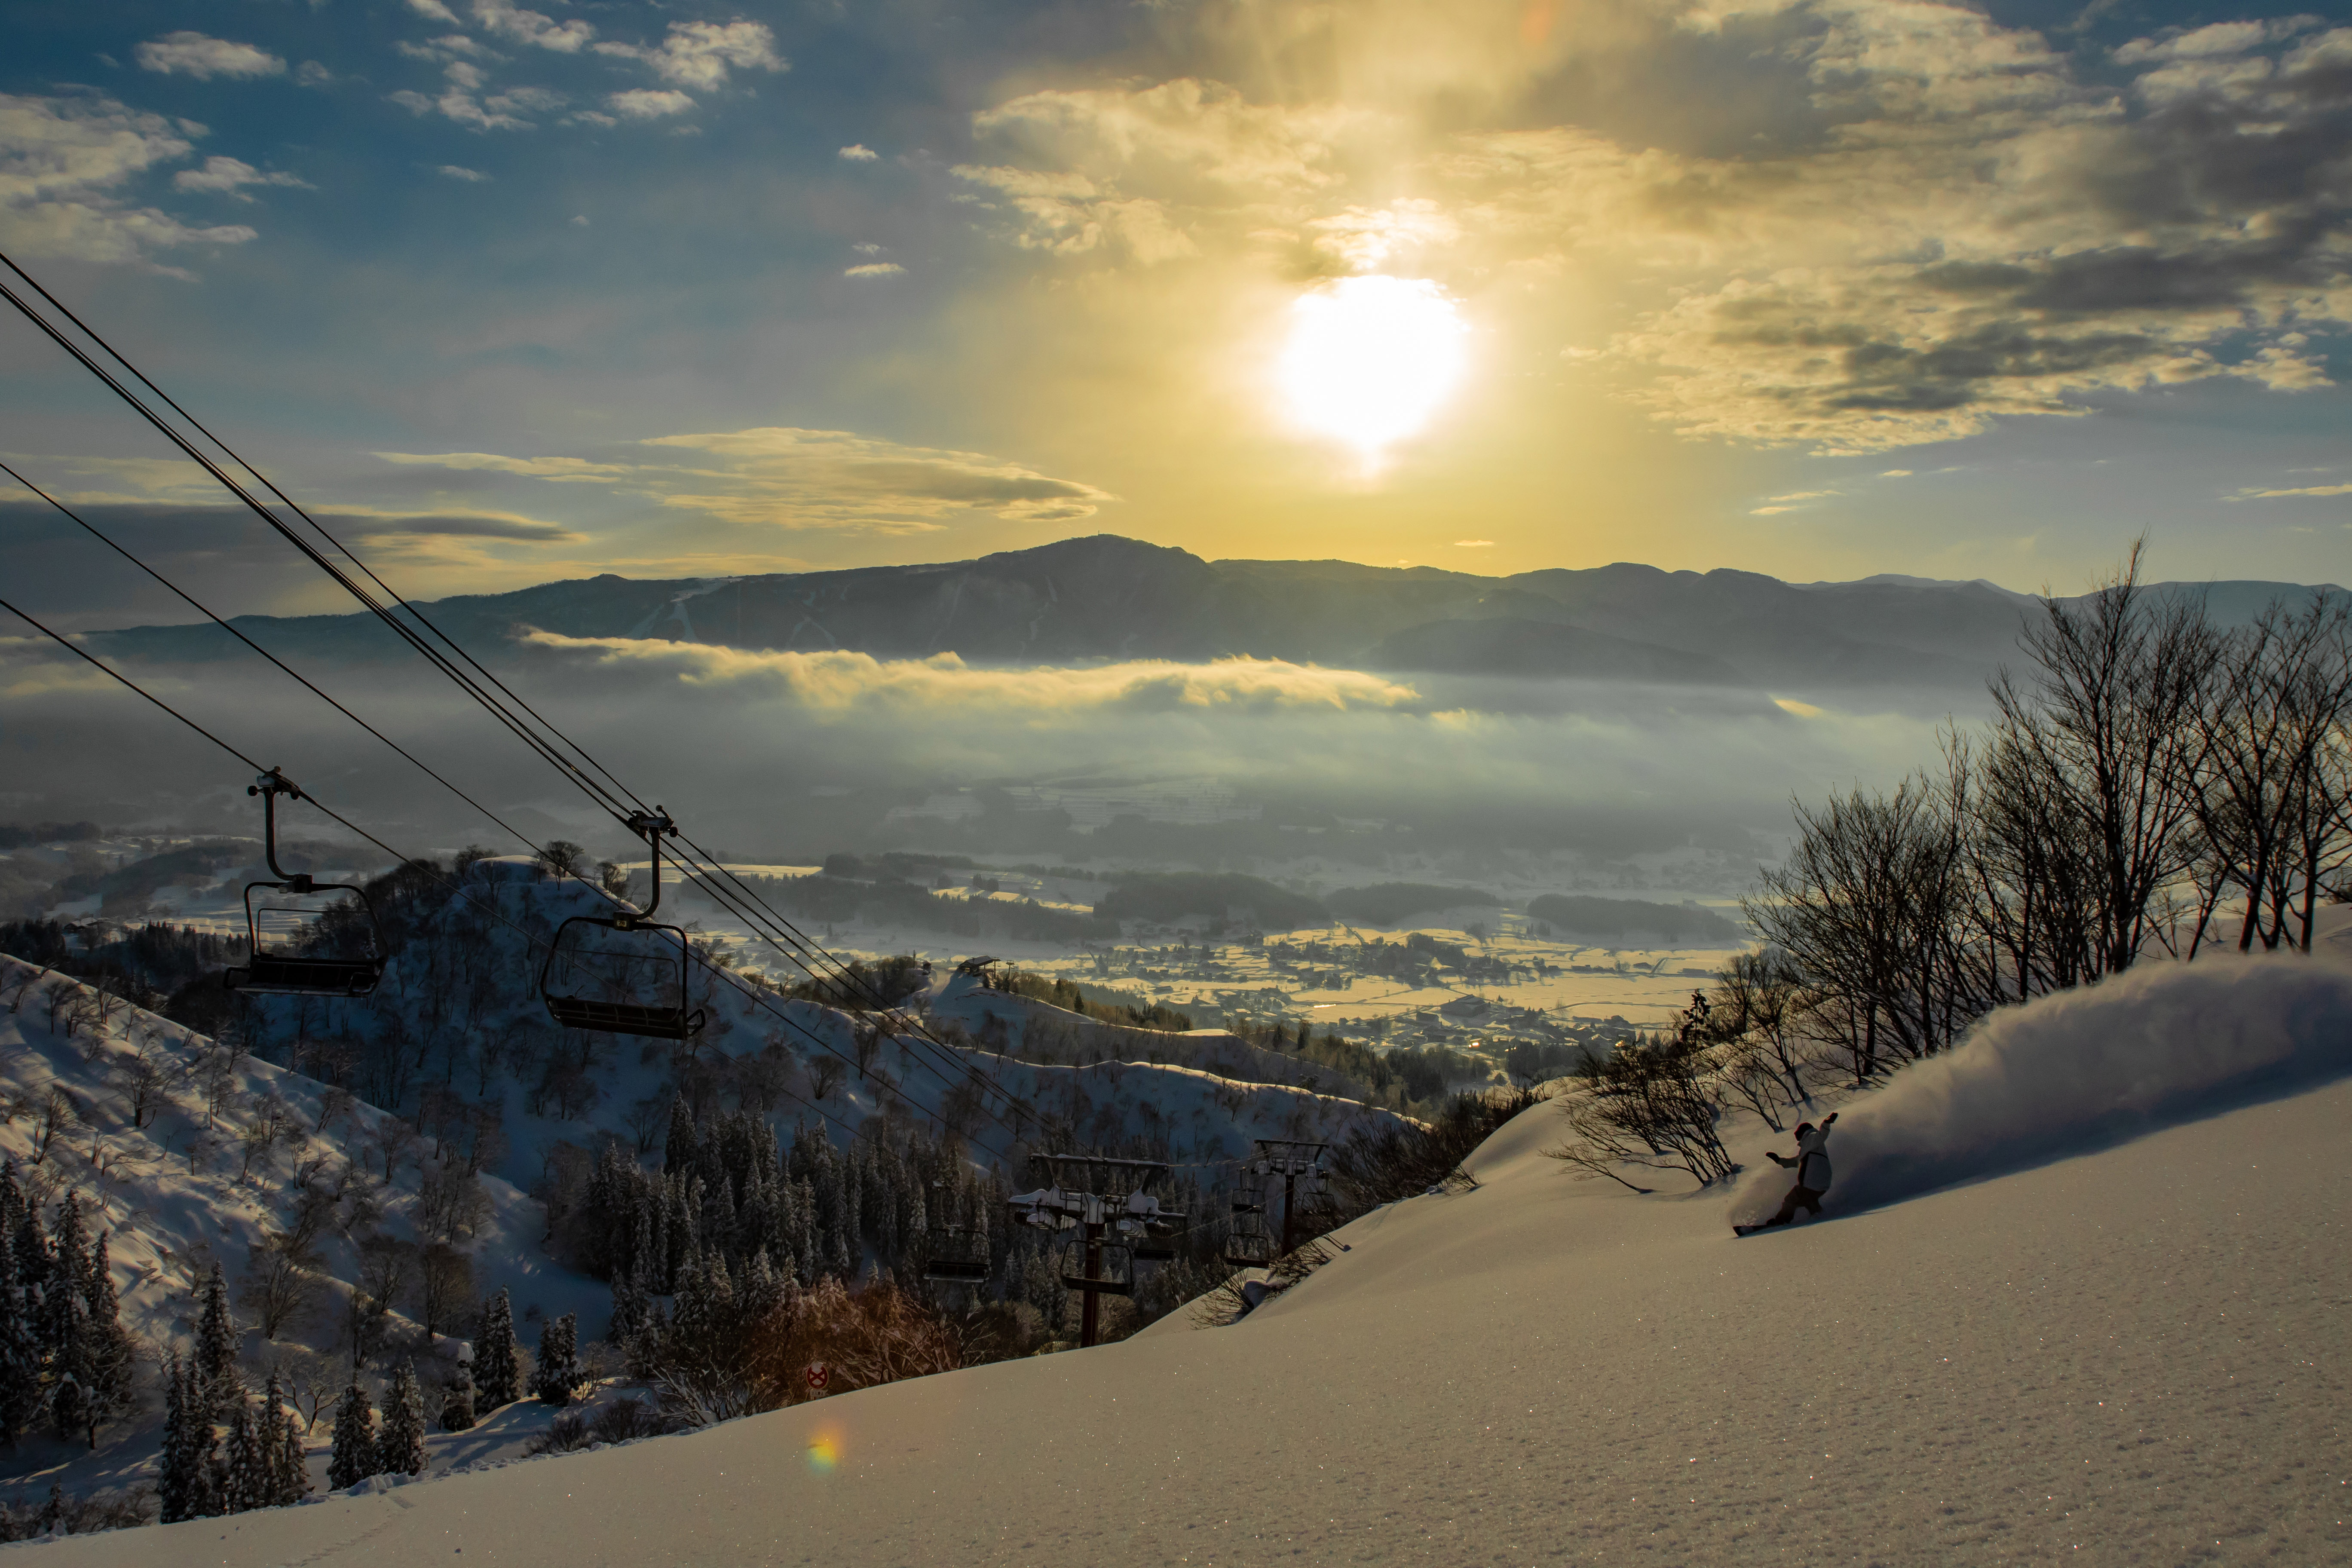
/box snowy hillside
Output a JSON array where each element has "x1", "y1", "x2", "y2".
[
  {"x1": 217, "y1": 855, "x2": 1413, "y2": 1195},
  {"x1": 37, "y1": 943, "x2": 2350, "y2": 1565}
]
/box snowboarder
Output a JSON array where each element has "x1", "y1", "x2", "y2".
[{"x1": 1735, "y1": 1112, "x2": 1837, "y2": 1235}]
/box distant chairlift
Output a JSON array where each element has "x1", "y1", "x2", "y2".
[
  {"x1": 539, "y1": 808, "x2": 707, "y2": 1041},
  {"x1": 224, "y1": 769, "x2": 386, "y2": 998},
  {"x1": 922, "y1": 1181, "x2": 994, "y2": 1284}
]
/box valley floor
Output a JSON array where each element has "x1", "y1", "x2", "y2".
[{"x1": 41, "y1": 1054, "x2": 2351, "y2": 1566}]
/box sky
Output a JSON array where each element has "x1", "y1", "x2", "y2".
[{"x1": 2, "y1": 0, "x2": 2349, "y2": 618}]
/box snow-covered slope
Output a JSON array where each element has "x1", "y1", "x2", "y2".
[
  {"x1": 37, "y1": 949, "x2": 2352, "y2": 1565},
  {"x1": 227, "y1": 857, "x2": 1414, "y2": 1191}
]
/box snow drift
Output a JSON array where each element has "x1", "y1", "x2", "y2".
[{"x1": 1729, "y1": 953, "x2": 2352, "y2": 1225}]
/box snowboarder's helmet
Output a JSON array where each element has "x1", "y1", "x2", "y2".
[{"x1": 1794, "y1": 1121, "x2": 1816, "y2": 1137}]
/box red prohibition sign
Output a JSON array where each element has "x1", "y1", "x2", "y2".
[{"x1": 805, "y1": 1362, "x2": 829, "y2": 1391}]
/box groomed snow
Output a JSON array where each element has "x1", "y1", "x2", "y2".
[{"x1": 36, "y1": 954, "x2": 2352, "y2": 1565}]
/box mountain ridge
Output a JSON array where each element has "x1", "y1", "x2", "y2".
[{"x1": 87, "y1": 534, "x2": 2350, "y2": 692}]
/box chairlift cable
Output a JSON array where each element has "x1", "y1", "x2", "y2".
[
  {"x1": 0, "y1": 459, "x2": 563, "y2": 862},
  {"x1": 0, "y1": 261, "x2": 643, "y2": 827},
  {"x1": 4, "y1": 258, "x2": 1034, "y2": 1160},
  {"x1": 0, "y1": 593, "x2": 906, "y2": 1151},
  {"x1": 5, "y1": 257, "x2": 1034, "y2": 1129}
]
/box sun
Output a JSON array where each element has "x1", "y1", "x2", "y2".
[{"x1": 1277, "y1": 276, "x2": 1468, "y2": 465}]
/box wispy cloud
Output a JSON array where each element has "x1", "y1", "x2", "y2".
[
  {"x1": 135, "y1": 32, "x2": 287, "y2": 80},
  {"x1": 368, "y1": 428, "x2": 1117, "y2": 533},
  {"x1": 592, "y1": 21, "x2": 782, "y2": 91},
  {"x1": 843, "y1": 262, "x2": 904, "y2": 278},
  {"x1": 172, "y1": 157, "x2": 312, "y2": 200}
]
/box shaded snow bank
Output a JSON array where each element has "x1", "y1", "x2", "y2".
[{"x1": 1729, "y1": 954, "x2": 2352, "y2": 1224}]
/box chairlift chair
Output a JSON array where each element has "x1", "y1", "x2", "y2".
[
  {"x1": 920, "y1": 1226, "x2": 993, "y2": 1284},
  {"x1": 539, "y1": 808, "x2": 707, "y2": 1041},
  {"x1": 223, "y1": 769, "x2": 386, "y2": 998}
]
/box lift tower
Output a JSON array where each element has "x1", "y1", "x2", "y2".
[{"x1": 1010, "y1": 1155, "x2": 1185, "y2": 1348}]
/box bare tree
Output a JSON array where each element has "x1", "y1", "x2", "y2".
[
  {"x1": 109, "y1": 1039, "x2": 172, "y2": 1130},
  {"x1": 2192, "y1": 593, "x2": 2352, "y2": 954},
  {"x1": 353, "y1": 1234, "x2": 417, "y2": 1327},
  {"x1": 367, "y1": 1119, "x2": 423, "y2": 1184},
  {"x1": 314, "y1": 1084, "x2": 358, "y2": 1137},
  {"x1": 1988, "y1": 545, "x2": 2217, "y2": 979},
  {"x1": 239, "y1": 1232, "x2": 324, "y2": 1340},
  {"x1": 417, "y1": 1243, "x2": 475, "y2": 1337},
  {"x1": 2, "y1": 962, "x2": 48, "y2": 1015},
  {"x1": 32, "y1": 1086, "x2": 78, "y2": 1162},
  {"x1": 807, "y1": 1055, "x2": 848, "y2": 1102}
]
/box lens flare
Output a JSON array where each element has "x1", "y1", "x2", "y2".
[
  {"x1": 805, "y1": 1432, "x2": 840, "y2": 1473},
  {"x1": 1277, "y1": 275, "x2": 1468, "y2": 466}
]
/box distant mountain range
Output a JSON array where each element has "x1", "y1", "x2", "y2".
[{"x1": 94, "y1": 535, "x2": 2347, "y2": 691}]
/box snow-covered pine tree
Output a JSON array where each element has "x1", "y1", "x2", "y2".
[
  {"x1": 533, "y1": 1312, "x2": 581, "y2": 1406},
  {"x1": 0, "y1": 1225, "x2": 42, "y2": 1446},
  {"x1": 158, "y1": 1354, "x2": 205, "y2": 1523},
  {"x1": 439, "y1": 1345, "x2": 475, "y2": 1432},
  {"x1": 475, "y1": 1289, "x2": 519, "y2": 1408},
  {"x1": 663, "y1": 1094, "x2": 699, "y2": 1175},
  {"x1": 222, "y1": 1395, "x2": 265, "y2": 1514},
  {"x1": 260, "y1": 1372, "x2": 309, "y2": 1505},
  {"x1": 75, "y1": 1232, "x2": 134, "y2": 1447},
  {"x1": 10, "y1": 1177, "x2": 49, "y2": 1308},
  {"x1": 325, "y1": 1383, "x2": 378, "y2": 1491},
  {"x1": 275, "y1": 1395, "x2": 310, "y2": 1504},
  {"x1": 379, "y1": 1361, "x2": 427, "y2": 1476},
  {"x1": 42, "y1": 1195, "x2": 91, "y2": 1442},
  {"x1": 194, "y1": 1262, "x2": 239, "y2": 1412}
]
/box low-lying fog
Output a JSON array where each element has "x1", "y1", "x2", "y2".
[{"x1": 2, "y1": 630, "x2": 1978, "y2": 898}]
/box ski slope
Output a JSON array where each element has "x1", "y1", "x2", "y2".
[{"x1": 38, "y1": 946, "x2": 2352, "y2": 1565}]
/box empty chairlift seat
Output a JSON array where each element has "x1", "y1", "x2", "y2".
[
  {"x1": 539, "y1": 808, "x2": 707, "y2": 1041},
  {"x1": 224, "y1": 769, "x2": 386, "y2": 998}
]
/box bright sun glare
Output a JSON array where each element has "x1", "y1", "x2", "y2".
[{"x1": 1277, "y1": 275, "x2": 1467, "y2": 464}]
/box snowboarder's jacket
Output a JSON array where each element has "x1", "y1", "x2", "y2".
[{"x1": 1770, "y1": 1123, "x2": 1833, "y2": 1191}]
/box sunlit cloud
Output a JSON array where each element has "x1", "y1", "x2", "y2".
[
  {"x1": 522, "y1": 638, "x2": 1425, "y2": 716},
  {"x1": 0, "y1": 94, "x2": 257, "y2": 270},
  {"x1": 135, "y1": 33, "x2": 287, "y2": 80}
]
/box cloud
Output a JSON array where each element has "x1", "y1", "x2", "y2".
[
  {"x1": 404, "y1": 0, "x2": 461, "y2": 22},
  {"x1": 295, "y1": 61, "x2": 334, "y2": 89},
  {"x1": 328, "y1": 506, "x2": 584, "y2": 543},
  {"x1": 389, "y1": 62, "x2": 555, "y2": 130},
  {"x1": 0, "y1": 93, "x2": 257, "y2": 269},
  {"x1": 521, "y1": 638, "x2": 1423, "y2": 717},
  {"x1": 373, "y1": 451, "x2": 631, "y2": 482},
  {"x1": 593, "y1": 21, "x2": 784, "y2": 91},
  {"x1": 135, "y1": 32, "x2": 287, "y2": 80},
  {"x1": 609, "y1": 90, "x2": 695, "y2": 122},
  {"x1": 838, "y1": 144, "x2": 879, "y2": 161},
  {"x1": 469, "y1": 0, "x2": 593, "y2": 53},
  {"x1": 639, "y1": 427, "x2": 1118, "y2": 530},
  {"x1": 843, "y1": 262, "x2": 904, "y2": 278},
  {"x1": 171, "y1": 156, "x2": 312, "y2": 199},
  {"x1": 438, "y1": 165, "x2": 491, "y2": 182},
  {"x1": 950, "y1": 5, "x2": 2352, "y2": 454},
  {"x1": 2236, "y1": 482, "x2": 2352, "y2": 499},
  {"x1": 1453, "y1": 539, "x2": 1494, "y2": 547},
  {"x1": 953, "y1": 80, "x2": 1378, "y2": 263}
]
